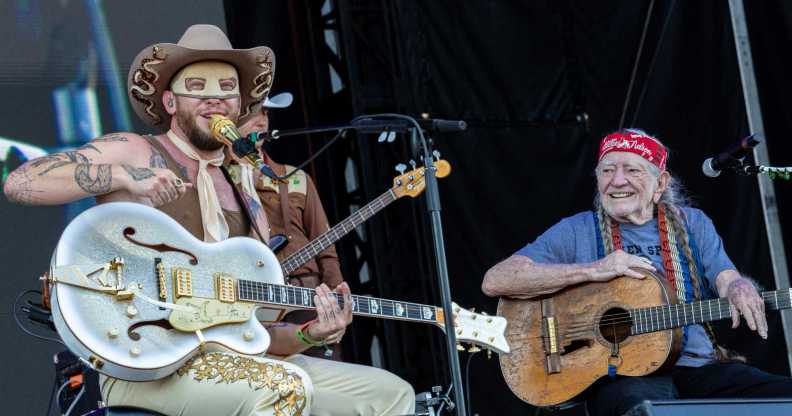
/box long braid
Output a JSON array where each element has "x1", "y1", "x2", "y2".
[
  {"x1": 662, "y1": 202, "x2": 702, "y2": 299},
  {"x1": 597, "y1": 203, "x2": 615, "y2": 254}
]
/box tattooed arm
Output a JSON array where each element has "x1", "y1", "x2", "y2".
[{"x1": 4, "y1": 133, "x2": 188, "y2": 206}]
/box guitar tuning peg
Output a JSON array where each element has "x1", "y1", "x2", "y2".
[
  {"x1": 409, "y1": 160, "x2": 416, "y2": 170},
  {"x1": 470, "y1": 307, "x2": 476, "y2": 313},
  {"x1": 468, "y1": 345, "x2": 481, "y2": 353},
  {"x1": 481, "y1": 311, "x2": 488, "y2": 316},
  {"x1": 394, "y1": 164, "x2": 407, "y2": 174},
  {"x1": 432, "y1": 150, "x2": 441, "y2": 160},
  {"x1": 457, "y1": 344, "x2": 465, "y2": 351}
]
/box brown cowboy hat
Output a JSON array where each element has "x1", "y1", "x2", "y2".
[{"x1": 127, "y1": 24, "x2": 275, "y2": 127}]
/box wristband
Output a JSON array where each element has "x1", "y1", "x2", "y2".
[{"x1": 296, "y1": 320, "x2": 325, "y2": 347}]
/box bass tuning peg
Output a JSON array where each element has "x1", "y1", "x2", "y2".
[{"x1": 394, "y1": 164, "x2": 407, "y2": 174}]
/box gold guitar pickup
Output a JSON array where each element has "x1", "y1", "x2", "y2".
[
  {"x1": 214, "y1": 273, "x2": 236, "y2": 303},
  {"x1": 173, "y1": 268, "x2": 192, "y2": 298}
]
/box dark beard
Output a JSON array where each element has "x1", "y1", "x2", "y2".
[{"x1": 175, "y1": 108, "x2": 224, "y2": 151}]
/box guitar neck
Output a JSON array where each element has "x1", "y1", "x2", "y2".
[
  {"x1": 236, "y1": 279, "x2": 442, "y2": 325},
  {"x1": 280, "y1": 189, "x2": 398, "y2": 275},
  {"x1": 630, "y1": 289, "x2": 792, "y2": 335}
]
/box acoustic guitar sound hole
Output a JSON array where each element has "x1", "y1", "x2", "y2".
[{"x1": 598, "y1": 307, "x2": 632, "y2": 344}]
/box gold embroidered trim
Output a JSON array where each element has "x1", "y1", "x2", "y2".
[
  {"x1": 241, "y1": 52, "x2": 275, "y2": 120},
  {"x1": 130, "y1": 45, "x2": 167, "y2": 125},
  {"x1": 177, "y1": 352, "x2": 306, "y2": 416}
]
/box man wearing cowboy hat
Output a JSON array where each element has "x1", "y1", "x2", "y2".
[{"x1": 4, "y1": 24, "x2": 414, "y2": 416}]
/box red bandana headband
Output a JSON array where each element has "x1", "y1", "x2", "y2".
[{"x1": 598, "y1": 131, "x2": 668, "y2": 170}]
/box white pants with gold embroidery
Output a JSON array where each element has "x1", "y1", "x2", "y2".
[{"x1": 100, "y1": 352, "x2": 415, "y2": 416}]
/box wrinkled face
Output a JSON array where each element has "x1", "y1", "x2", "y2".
[
  {"x1": 596, "y1": 152, "x2": 666, "y2": 224},
  {"x1": 169, "y1": 61, "x2": 241, "y2": 151}
]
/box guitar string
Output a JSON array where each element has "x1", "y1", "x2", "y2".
[
  {"x1": 536, "y1": 291, "x2": 789, "y2": 331},
  {"x1": 281, "y1": 191, "x2": 395, "y2": 271},
  {"x1": 237, "y1": 280, "x2": 438, "y2": 321}
]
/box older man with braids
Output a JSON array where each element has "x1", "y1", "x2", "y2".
[{"x1": 482, "y1": 129, "x2": 792, "y2": 416}]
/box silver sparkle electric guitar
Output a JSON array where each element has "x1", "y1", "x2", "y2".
[{"x1": 48, "y1": 202, "x2": 509, "y2": 381}]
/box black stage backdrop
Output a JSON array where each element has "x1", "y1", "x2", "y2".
[
  {"x1": 227, "y1": 1, "x2": 792, "y2": 415},
  {"x1": 1, "y1": 1, "x2": 790, "y2": 415}
]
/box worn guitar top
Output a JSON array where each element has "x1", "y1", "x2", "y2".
[{"x1": 516, "y1": 207, "x2": 736, "y2": 367}]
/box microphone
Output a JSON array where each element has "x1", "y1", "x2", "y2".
[
  {"x1": 702, "y1": 134, "x2": 761, "y2": 178},
  {"x1": 208, "y1": 115, "x2": 278, "y2": 179}
]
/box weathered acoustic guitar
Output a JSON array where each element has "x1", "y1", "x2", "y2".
[{"x1": 497, "y1": 272, "x2": 792, "y2": 407}]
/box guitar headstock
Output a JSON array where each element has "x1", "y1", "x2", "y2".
[
  {"x1": 392, "y1": 159, "x2": 451, "y2": 199},
  {"x1": 441, "y1": 302, "x2": 510, "y2": 355}
]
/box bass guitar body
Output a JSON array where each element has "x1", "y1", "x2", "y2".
[{"x1": 497, "y1": 273, "x2": 681, "y2": 407}]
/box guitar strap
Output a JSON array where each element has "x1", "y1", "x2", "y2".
[
  {"x1": 594, "y1": 208, "x2": 743, "y2": 362},
  {"x1": 220, "y1": 165, "x2": 268, "y2": 244},
  {"x1": 277, "y1": 168, "x2": 319, "y2": 288},
  {"x1": 279, "y1": 179, "x2": 291, "y2": 239}
]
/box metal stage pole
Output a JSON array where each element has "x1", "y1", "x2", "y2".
[
  {"x1": 728, "y1": 0, "x2": 792, "y2": 372},
  {"x1": 414, "y1": 127, "x2": 468, "y2": 416}
]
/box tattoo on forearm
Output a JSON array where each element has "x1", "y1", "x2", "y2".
[
  {"x1": 93, "y1": 134, "x2": 128, "y2": 143},
  {"x1": 74, "y1": 164, "x2": 112, "y2": 194},
  {"x1": 33, "y1": 151, "x2": 91, "y2": 176},
  {"x1": 4, "y1": 166, "x2": 45, "y2": 205},
  {"x1": 149, "y1": 146, "x2": 168, "y2": 168},
  {"x1": 121, "y1": 164, "x2": 155, "y2": 181}
]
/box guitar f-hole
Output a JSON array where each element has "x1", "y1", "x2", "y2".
[{"x1": 127, "y1": 319, "x2": 174, "y2": 341}]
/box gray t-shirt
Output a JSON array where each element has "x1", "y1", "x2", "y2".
[{"x1": 516, "y1": 207, "x2": 735, "y2": 367}]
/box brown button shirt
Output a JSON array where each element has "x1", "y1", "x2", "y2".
[{"x1": 255, "y1": 157, "x2": 343, "y2": 289}]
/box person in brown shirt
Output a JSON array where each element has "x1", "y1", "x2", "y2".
[
  {"x1": 238, "y1": 93, "x2": 345, "y2": 359},
  {"x1": 240, "y1": 92, "x2": 343, "y2": 290}
]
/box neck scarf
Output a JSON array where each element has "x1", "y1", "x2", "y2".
[{"x1": 166, "y1": 130, "x2": 229, "y2": 242}]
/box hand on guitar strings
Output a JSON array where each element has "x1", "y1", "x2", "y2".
[
  {"x1": 591, "y1": 250, "x2": 656, "y2": 281},
  {"x1": 726, "y1": 277, "x2": 768, "y2": 339},
  {"x1": 308, "y1": 282, "x2": 354, "y2": 344}
]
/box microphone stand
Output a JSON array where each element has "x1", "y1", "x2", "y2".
[
  {"x1": 223, "y1": 115, "x2": 469, "y2": 415},
  {"x1": 412, "y1": 125, "x2": 469, "y2": 416},
  {"x1": 736, "y1": 163, "x2": 792, "y2": 179}
]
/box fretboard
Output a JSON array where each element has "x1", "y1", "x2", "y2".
[
  {"x1": 237, "y1": 279, "x2": 440, "y2": 324},
  {"x1": 280, "y1": 189, "x2": 398, "y2": 275},
  {"x1": 628, "y1": 288, "x2": 792, "y2": 335}
]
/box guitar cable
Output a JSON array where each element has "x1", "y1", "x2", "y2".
[{"x1": 12, "y1": 289, "x2": 63, "y2": 345}]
